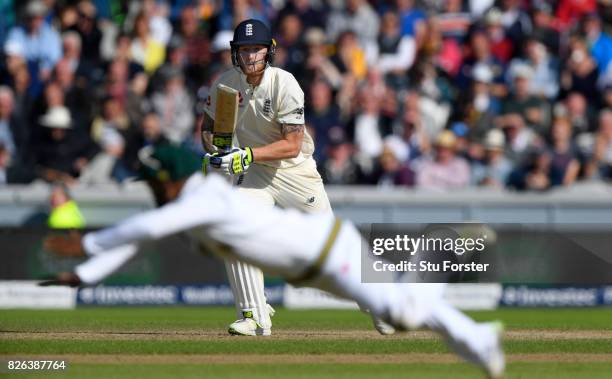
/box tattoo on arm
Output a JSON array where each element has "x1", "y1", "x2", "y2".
[{"x1": 281, "y1": 123, "x2": 304, "y2": 137}]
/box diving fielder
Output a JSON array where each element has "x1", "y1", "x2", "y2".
[
  {"x1": 200, "y1": 19, "x2": 336, "y2": 336},
  {"x1": 43, "y1": 144, "x2": 504, "y2": 379}
]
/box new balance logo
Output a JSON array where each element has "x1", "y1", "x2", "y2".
[
  {"x1": 246, "y1": 24, "x2": 253, "y2": 36},
  {"x1": 306, "y1": 196, "x2": 315, "y2": 204}
]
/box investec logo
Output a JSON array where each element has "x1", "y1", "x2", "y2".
[{"x1": 246, "y1": 23, "x2": 253, "y2": 36}]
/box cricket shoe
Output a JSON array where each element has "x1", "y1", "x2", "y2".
[
  {"x1": 228, "y1": 305, "x2": 275, "y2": 336},
  {"x1": 479, "y1": 322, "x2": 505, "y2": 379},
  {"x1": 371, "y1": 316, "x2": 396, "y2": 335},
  {"x1": 448, "y1": 321, "x2": 505, "y2": 379}
]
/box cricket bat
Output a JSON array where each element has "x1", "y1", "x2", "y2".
[{"x1": 213, "y1": 84, "x2": 239, "y2": 152}]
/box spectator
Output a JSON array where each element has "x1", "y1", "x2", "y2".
[
  {"x1": 320, "y1": 127, "x2": 360, "y2": 185},
  {"x1": 498, "y1": 0, "x2": 532, "y2": 53},
  {"x1": 374, "y1": 11, "x2": 417, "y2": 81},
  {"x1": 582, "y1": 12, "x2": 612, "y2": 75},
  {"x1": 295, "y1": 27, "x2": 342, "y2": 89},
  {"x1": 498, "y1": 113, "x2": 539, "y2": 163},
  {"x1": 331, "y1": 30, "x2": 368, "y2": 81},
  {"x1": 327, "y1": 0, "x2": 380, "y2": 58},
  {"x1": 4, "y1": 0, "x2": 62, "y2": 84},
  {"x1": 560, "y1": 36, "x2": 599, "y2": 103},
  {"x1": 453, "y1": 63, "x2": 501, "y2": 137},
  {"x1": 32, "y1": 105, "x2": 99, "y2": 184},
  {"x1": 509, "y1": 147, "x2": 552, "y2": 191},
  {"x1": 508, "y1": 37, "x2": 559, "y2": 100},
  {"x1": 0, "y1": 144, "x2": 8, "y2": 185},
  {"x1": 471, "y1": 128, "x2": 513, "y2": 188},
  {"x1": 586, "y1": 109, "x2": 612, "y2": 181},
  {"x1": 530, "y1": 2, "x2": 560, "y2": 55},
  {"x1": 352, "y1": 87, "x2": 384, "y2": 161},
  {"x1": 205, "y1": 31, "x2": 234, "y2": 84},
  {"x1": 502, "y1": 63, "x2": 549, "y2": 135},
  {"x1": 395, "y1": 0, "x2": 426, "y2": 43},
  {"x1": 130, "y1": 11, "x2": 166, "y2": 74},
  {"x1": 276, "y1": 0, "x2": 328, "y2": 30},
  {"x1": 274, "y1": 13, "x2": 306, "y2": 74},
  {"x1": 563, "y1": 92, "x2": 595, "y2": 134},
  {"x1": 372, "y1": 136, "x2": 413, "y2": 187},
  {"x1": 47, "y1": 182, "x2": 85, "y2": 229},
  {"x1": 456, "y1": 28, "x2": 506, "y2": 97},
  {"x1": 0, "y1": 86, "x2": 26, "y2": 165},
  {"x1": 549, "y1": 116, "x2": 580, "y2": 186},
  {"x1": 484, "y1": 8, "x2": 514, "y2": 64},
  {"x1": 72, "y1": 1, "x2": 102, "y2": 64},
  {"x1": 306, "y1": 80, "x2": 343, "y2": 164},
  {"x1": 151, "y1": 68, "x2": 194, "y2": 144},
  {"x1": 415, "y1": 130, "x2": 470, "y2": 190}
]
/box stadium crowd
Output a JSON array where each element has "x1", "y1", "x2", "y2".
[{"x1": 0, "y1": 0, "x2": 611, "y2": 191}]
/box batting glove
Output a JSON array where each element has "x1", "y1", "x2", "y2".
[
  {"x1": 202, "y1": 152, "x2": 230, "y2": 177},
  {"x1": 218, "y1": 147, "x2": 254, "y2": 175}
]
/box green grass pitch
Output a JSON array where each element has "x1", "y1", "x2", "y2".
[{"x1": 1, "y1": 307, "x2": 611, "y2": 378}]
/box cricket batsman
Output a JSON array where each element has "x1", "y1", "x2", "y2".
[
  {"x1": 43, "y1": 144, "x2": 505, "y2": 378},
  {"x1": 199, "y1": 19, "x2": 397, "y2": 336}
]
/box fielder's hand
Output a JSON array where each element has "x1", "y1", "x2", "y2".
[
  {"x1": 39, "y1": 272, "x2": 82, "y2": 287},
  {"x1": 218, "y1": 147, "x2": 253, "y2": 175},
  {"x1": 44, "y1": 231, "x2": 86, "y2": 258}
]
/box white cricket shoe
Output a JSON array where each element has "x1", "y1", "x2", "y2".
[
  {"x1": 372, "y1": 316, "x2": 396, "y2": 335},
  {"x1": 227, "y1": 306, "x2": 275, "y2": 336},
  {"x1": 479, "y1": 322, "x2": 505, "y2": 379},
  {"x1": 449, "y1": 321, "x2": 505, "y2": 378}
]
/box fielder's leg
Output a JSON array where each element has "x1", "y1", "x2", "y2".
[
  {"x1": 307, "y1": 222, "x2": 505, "y2": 378},
  {"x1": 274, "y1": 162, "x2": 395, "y2": 335},
  {"x1": 225, "y1": 185, "x2": 276, "y2": 336}
]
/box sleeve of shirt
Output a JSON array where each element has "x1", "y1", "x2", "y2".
[{"x1": 276, "y1": 74, "x2": 305, "y2": 125}]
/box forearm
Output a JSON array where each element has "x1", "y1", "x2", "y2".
[
  {"x1": 252, "y1": 139, "x2": 301, "y2": 161},
  {"x1": 251, "y1": 124, "x2": 304, "y2": 162},
  {"x1": 200, "y1": 113, "x2": 218, "y2": 153},
  {"x1": 75, "y1": 244, "x2": 138, "y2": 284}
]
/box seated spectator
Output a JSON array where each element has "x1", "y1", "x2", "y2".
[
  {"x1": 4, "y1": 0, "x2": 61, "y2": 85},
  {"x1": 320, "y1": 127, "x2": 360, "y2": 185},
  {"x1": 453, "y1": 63, "x2": 501, "y2": 137},
  {"x1": 560, "y1": 36, "x2": 599, "y2": 104},
  {"x1": 395, "y1": 0, "x2": 426, "y2": 44},
  {"x1": 484, "y1": 8, "x2": 514, "y2": 64},
  {"x1": 414, "y1": 130, "x2": 470, "y2": 190},
  {"x1": 586, "y1": 109, "x2": 612, "y2": 181},
  {"x1": 0, "y1": 144, "x2": 8, "y2": 185},
  {"x1": 502, "y1": 63, "x2": 549, "y2": 135},
  {"x1": 331, "y1": 31, "x2": 368, "y2": 81},
  {"x1": 508, "y1": 37, "x2": 559, "y2": 100},
  {"x1": 508, "y1": 147, "x2": 553, "y2": 191},
  {"x1": 563, "y1": 92, "x2": 595, "y2": 133},
  {"x1": 549, "y1": 116, "x2": 580, "y2": 186},
  {"x1": 130, "y1": 11, "x2": 166, "y2": 74},
  {"x1": 306, "y1": 80, "x2": 343, "y2": 164},
  {"x1": 531, "y1": 2, "x2": 560, "y2": 55},
  {"x1": 471, "y1": 128, "x2": 513, "y2": 188},
  {"x1": 326, "y1": 0, "x2": 379, "y2": 59},
  {"x1": 372, "y1": 136, "x2": 414, "y2": 187},
  {"x1": 32, "y1": 106, "x2": 99, "y2": 184},
  {"x1": 151, "y1": 68, "x2": 194, "y2": 144},
  {"x1": 374, "y1": 11, "x2": 416, "y2": 81},
  {"x1": 296, "y1": 28, "x2": 342, "y2": 89},
  {"x1": 582, "y1": 12, "x2": 612, "y2": 75},
  {"x1": 352, "y1": 88, "x2": 384, "y2": 160},
  {"x1": 498, "y1": 113, "x2": 540, "y2": 163}
]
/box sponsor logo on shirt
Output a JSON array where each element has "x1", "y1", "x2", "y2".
[{"x1": 263, "y1": 98, "x2": 272, "y2": 115}]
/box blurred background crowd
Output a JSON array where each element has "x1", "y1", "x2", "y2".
[{"x1": 0, "y1": 0, "x2": 611, "y2": 191}]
